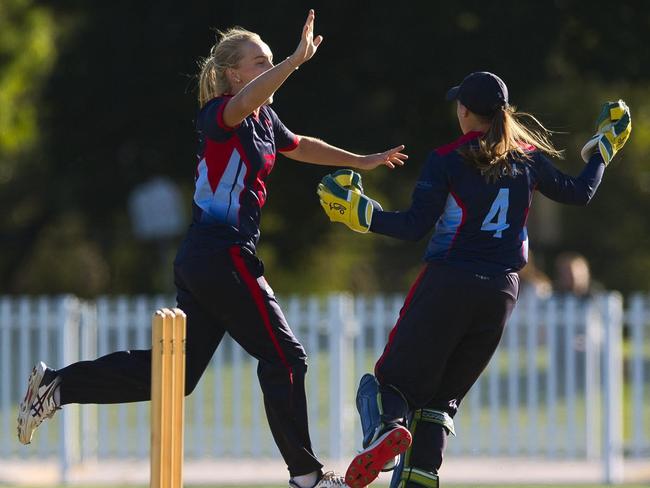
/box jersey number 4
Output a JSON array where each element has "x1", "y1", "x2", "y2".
[{"x1": 481, "y1": 188, "x2": 510, "y2": 238}]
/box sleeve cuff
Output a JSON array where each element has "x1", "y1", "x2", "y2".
[
  {"x1": 369, "y1": 209, "x2": 384, "y2": 233},
  {"x1": 278, "y1": 135, "x2": 299, "y2": 152},
  {"x1": 216, "y1": 98, "x2": 240, "y2": 131}
]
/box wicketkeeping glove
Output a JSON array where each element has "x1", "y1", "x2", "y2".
[
  {"x1": 328, "y1": 168, "x2": 364, "y2": 194},
  {"x1": 317, "y1": 170, "x2": 379, "y2": 233},
  {"x1": 581, "y1": 100, "x2": 631, "y2": 165}
]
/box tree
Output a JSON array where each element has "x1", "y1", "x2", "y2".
[
  {"x1": 2, "y1": 1, "x2": 650, "y2": 295},
  {"x1": 0, "y1": 0, "x2": 61, "y2": 292}
]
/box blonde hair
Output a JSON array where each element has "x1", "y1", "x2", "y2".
[
  {"x1": 197, "y1": 27, "x2": 262, "y2": 108},
  {"x1": 460, "y1": 106, "x2": 564, "y2": 182}
]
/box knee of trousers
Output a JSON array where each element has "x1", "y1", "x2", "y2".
[
  {"x1": 257, "y1": 358, "x2": 307, "y2": 389},
  {"x1": 375, "y1": 364, "x2": 426, "y2": 408}
]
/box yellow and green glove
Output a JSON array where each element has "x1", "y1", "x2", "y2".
[
  {"x1": 581, "y1": 100, "x2": 631, "y2": 165},
  {"x1": 328, "y1": 168, "x2": 364, "y2": 194},
  {"x1": 317, "y1": 169, "x2": 379, "y2": 233}
]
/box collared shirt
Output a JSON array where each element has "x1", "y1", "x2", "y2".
[{"x1": 192, "y1": 95, "x2": 298, "y2": 251}]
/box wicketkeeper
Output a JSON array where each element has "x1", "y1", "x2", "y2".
[{"x1": 318, "y1": 71, "x2": 631, "y2": 488}]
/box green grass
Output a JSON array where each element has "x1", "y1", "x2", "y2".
[
  {"x1": 5, "y1": 485, "x2": 650, "y2": 488},
  {"x1": 208, "y1": 486, "x2": 647, "y2": 488}
]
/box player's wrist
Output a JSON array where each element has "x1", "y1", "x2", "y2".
[
  {"x1": 351, "y1": 154, "x2": 368, "y2": 170},
  {"x1": 285, "y1": 55, "x2": 300, "y2": 71}
]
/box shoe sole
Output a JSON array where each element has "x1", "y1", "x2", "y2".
[
  {"x1": 381, "y1": 455, "x2": 398, "y2": 472},
  {"x1": 345, "y1": 426, "x2": 412, "y2": 488},
  {"x1": 17, "y1": 362, "x2": 47, "y2": 445}
]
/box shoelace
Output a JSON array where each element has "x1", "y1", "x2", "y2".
[
  {"x1": 31, "y1": 379, "x2": 60, "y2": 420},
  {"x1": 44, "y1": 405, "x2": 61, "y2": 420},
  {"x1": 319, "y1": 472, "x2": 347, "y2": 486}
]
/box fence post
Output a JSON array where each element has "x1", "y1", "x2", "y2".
[
  {"x1": 58, "y1": 296, "x2": 81, "y2": 484},
  {"x1": 0, "y1": 298, "x2": 11, "y2": 459},
  {"x1": 628, "y1": 293, "x2": 646, "y2": 457},
  {"x1": 545, "y1": 297, "x2": 558, "y2": 457},
  {"x1": 79, "y1": 301, "x2": 98, "y2": 463},
  {"x1": 328, "y1": 294, "x2": 354, "y2": 460},
  {"x1": 524, "y1": 289, "x2": 539, "y2": 456},
  {"x1": 602, "y1": 292, "x2": 624, "y2": 484},
  {"x1": 584, "y1": 297, "x2": 602, "y2": 460}
]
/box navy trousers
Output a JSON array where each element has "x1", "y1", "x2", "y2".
[
  {"x1": 375, "y1": 261, "x2": 518, "y2": 476},
  {"x1": 57, "y1": 234, "x2": 322, "y2": 476}
]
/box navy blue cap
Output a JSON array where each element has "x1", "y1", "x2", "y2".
[{"x1": 446, "y1": 72, "x2": 509, "y2": 117}]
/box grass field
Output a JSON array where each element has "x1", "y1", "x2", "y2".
[
  {"x1": 169, "y1": 486, "x2": 645, "y2": 488},
  {"x1": 5, "y1": 485, "x2": 650, "y2": 488}
]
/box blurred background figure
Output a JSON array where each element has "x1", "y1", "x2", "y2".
[{"x1": 553, "y1": 252, "x2": 594, "y2": 297}]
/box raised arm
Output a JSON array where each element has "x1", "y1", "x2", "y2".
[
  {"x1": 537, "y1": 99, "x2": 631, "y2": 205},
  {"x1": 222, "y1": 10, "x2": 323, "y2": 128}
]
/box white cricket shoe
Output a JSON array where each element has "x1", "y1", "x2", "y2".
[
  {"x1": 290, "y1": 471, "x2": 349, "y2": 487},
  {"x1": 17, "y1": 361, "x2": 61, "y2": 445}
]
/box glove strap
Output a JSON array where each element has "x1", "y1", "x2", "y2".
[{"x1": 580, "y1": 135, "x2": 601, "y2": 164}]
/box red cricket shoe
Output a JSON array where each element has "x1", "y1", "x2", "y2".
[{"x1": 345, "y1": 425, "x2": 412, "y2": 488}]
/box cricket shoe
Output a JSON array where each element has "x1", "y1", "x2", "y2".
[
  {"x1": 17, "y1": 361, "x2": 61, "y2": 445},
  {"x1": 381, "y1": 454, "x2": 399, "y2": 472},
  {"x1": 345, "y1": 424, "x2": 412, "y2": 488},
  {"x1": 362, "y1": 425, "x2": 399, "y2": 472},
  {"x1": 289, "y1": 471, "x2": 349, "y2": 487}
]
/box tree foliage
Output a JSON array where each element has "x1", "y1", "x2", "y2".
[
  {"x1": 0, "y1": 0, "x2": 55, "y2": 158},
  {"x1": 2, "y1": 0, "x2": 650, "y2": 295}
]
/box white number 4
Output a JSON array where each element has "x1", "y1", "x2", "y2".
[{"x1": 481, "y1": 188, "x2": 510, "y2": 238}]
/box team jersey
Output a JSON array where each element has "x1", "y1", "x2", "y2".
[
  {"x1": 192, "y1": 96, "x2": 299, "y2": 251},
  {"x1": 371, "y1": 131, "x2": 605, "y2": 276}
]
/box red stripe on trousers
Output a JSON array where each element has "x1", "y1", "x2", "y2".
[
  {"x1": 229, "y1": 247, "x2": 294, "y2": 384},
  {"x1": 375, "y1": 265, "x2": 428, "y2": 377}
]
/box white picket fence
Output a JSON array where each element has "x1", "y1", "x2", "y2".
[{"x1": 0, "y1": 291, "x2": 649, "y2": 484}]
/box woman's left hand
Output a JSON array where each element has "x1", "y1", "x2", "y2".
[{"x1": 358, "y1": 145, "x2": 408, "y2": 170}]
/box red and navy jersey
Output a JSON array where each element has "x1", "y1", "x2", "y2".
[
  {"x1": 371, "y1": 131, "x2": 605, "y2": 276},
  {"x1": 192, "y1": 96, "x2": 298, "y2": 250}
]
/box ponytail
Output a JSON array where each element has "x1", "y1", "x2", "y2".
[
  {"x1": 197, "y1": 27, "x2": 262, "y2": 108},
  {"x1": 460, "y1": 106, "x2": 563, "y2": 182}
]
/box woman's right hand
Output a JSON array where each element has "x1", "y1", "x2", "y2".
[{"x1": 289, "y1": 10, "x2": 323, "y2": 68}]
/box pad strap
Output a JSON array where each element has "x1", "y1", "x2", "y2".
[
  {"x1": 400, "y1": 467, "x2": 439, "y2": 488},
  {"x1": 414, "y1": 409, "x2": 456, "y2": 436}
]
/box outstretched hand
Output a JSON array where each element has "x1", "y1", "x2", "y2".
[
  {"x1": 289, "y1": 10, "x2": 323, "y2": 68},
  {"x1": 580, "y1": 100, "x2": 631, "y2": 165},
  {"x1": 358, "y1": 145, "x2": 408, "y2": 170}
]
